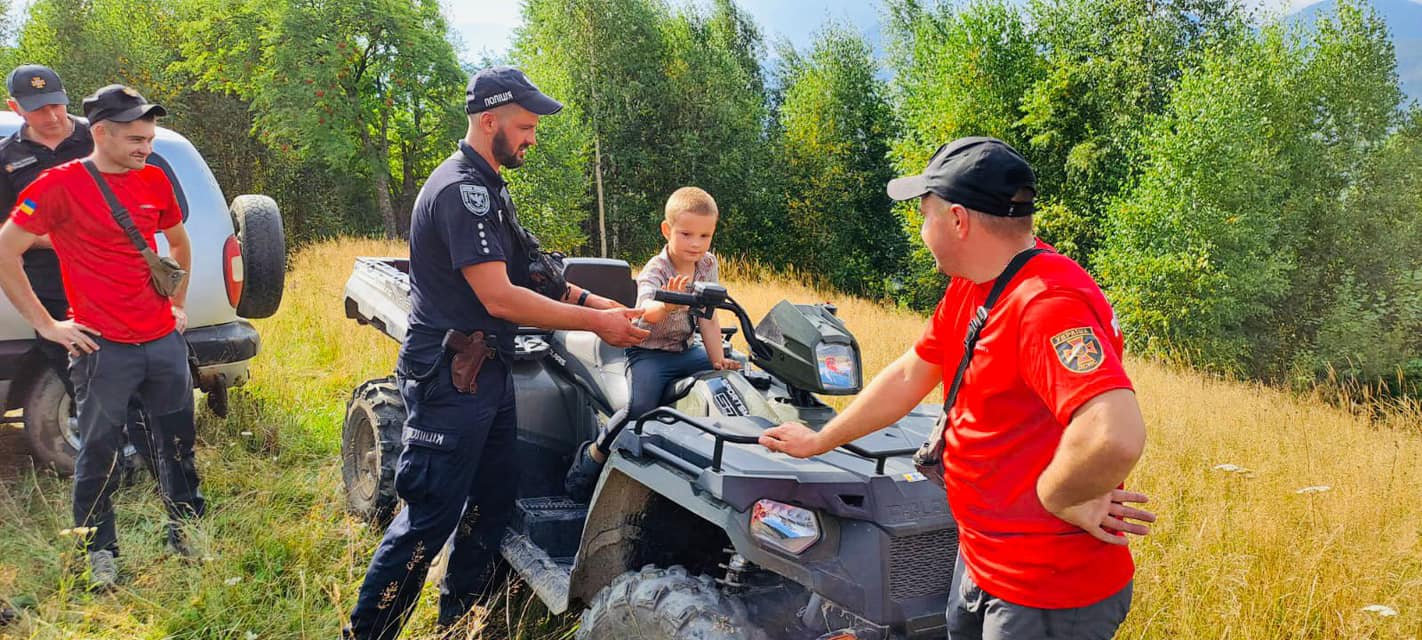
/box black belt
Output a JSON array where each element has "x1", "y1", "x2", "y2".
[{"x1": 400, "y1": 332, "x2": 502, "y2": 382}]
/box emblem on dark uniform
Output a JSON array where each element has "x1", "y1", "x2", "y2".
[
  {"x1": 1050, "y1": 327, "x2": 1104, "y2": 373},
  {"x1": 460, "y1": 184, "x2": 490, "y2": 216},
  {"x1": 30, "y1": 77, "x2": 45, "y2": 89}
]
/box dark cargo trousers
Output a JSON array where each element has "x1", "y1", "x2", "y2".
[
  {"x1": 946, "y1": 553, "x2": 1133, "y2": 640},
  {"x1": 70, "y1": 330, "x2": 203, "y2": 554},
  {"x1": 345, "y1": 357, "x2": 518, "y2": 640},
  {"x1": 37, "y1": 294, "x2": 155, "y2": 468}
]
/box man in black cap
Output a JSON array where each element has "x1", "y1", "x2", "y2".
[
  {"x1": 0, "y1": 84, "x2": 202, "y2": 590},
  {"x1": 759, "y1": 137, "x2": 1155, "y2": 639},
  {"x1": 1, "y1": 65, "x2": 93, "y2": 373},
  {"x1": 344, "y1": 66, "x2": 647, "y2": 640},
  {"x1": 1, "y1": 65, "x2": 156, "y2": 479}
]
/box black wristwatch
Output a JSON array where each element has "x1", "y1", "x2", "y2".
[{"x1": 577, "y1": 289, "x2": 591, "y2": 306}]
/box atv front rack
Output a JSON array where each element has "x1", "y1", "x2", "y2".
[{"x1": 633, "y1": 407, "x2": 917, "y2": 474}]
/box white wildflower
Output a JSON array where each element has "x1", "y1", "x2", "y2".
[
  {"x1": 1213, "y1": 463, "x2": 1252, "y2": 474},
  {"x1": 1361, "y1": 604, "x2": 1397, "y2": 617},
  {"x1": 224, "y1": 577, "x2": 242, "y2": 586}
]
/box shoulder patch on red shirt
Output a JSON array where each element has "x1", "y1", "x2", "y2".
[{"x1": 1050, "y1": 327, "x2": 1104, "y2": 373}]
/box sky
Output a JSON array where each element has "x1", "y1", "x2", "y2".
[{"x1": 445, "y1": 0, "x2": 1321, "y2": 64}]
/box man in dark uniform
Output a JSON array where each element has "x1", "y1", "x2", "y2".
[
  {"x1": 1, "y1": 65, "x2": 94, "y2": 360},
  {"x1": 1, "y1": 65, "x2": 152, "y2": 476},
  {"x1": 345, "y1": 66, "x2": 649, "y2": 640}
]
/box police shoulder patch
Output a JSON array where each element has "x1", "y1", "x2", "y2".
[
  {"x1": 1050, "y1": 327, "x2": 1104, "y2": 373},
  {"x1": 460, "y1": 184, "x2": 490, "y2": 216}
]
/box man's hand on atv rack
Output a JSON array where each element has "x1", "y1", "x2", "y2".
[
  {"x1": 594, "y1": 307, "x2": 651, "y2": 347},
  {"x1": 759, "y1": 421, "x2": 832, "y2": 458}
]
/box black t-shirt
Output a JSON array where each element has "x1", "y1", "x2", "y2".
[
  {"x1": 401, "y1": 142, "x2": 532, "y2": 366},
  {"x1": 0, "y1": 117, "x2": 93, "y2": 302}
]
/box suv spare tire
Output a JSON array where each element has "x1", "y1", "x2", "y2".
[{"x1": 230, "y1": 194, "x2": 285, "y2": 319}]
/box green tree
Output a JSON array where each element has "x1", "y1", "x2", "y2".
[
  {"x1": 1020, "y1": 0, "x2": 1244, "y2": 263},
  {"x1": 884, "y1": 0, "x2": 1043, "y2": 308},
  {"x1": 775, "y1": 25, "x2": 905, "y2": 296},
  {"x1": 511, "y1": 0, "x2": 772, "y2": 262},
  {"x1": 181, "y1": 0, "x2": 465, "y2": 238},
  {"x1": 1099, "y1": 1, "x2": 1422, "y2": 386}
]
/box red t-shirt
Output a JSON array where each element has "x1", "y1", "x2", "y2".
[
  {"x1": 10, "y1": 161, "x2": 181, "y2": 344},
  {"x1": 915, "y1": 241, "x2": 1135, "y2": 609}
]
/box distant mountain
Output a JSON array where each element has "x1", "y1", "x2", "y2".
[{"x1": 1291, "y1": 0, "x2": 1422, "y2": 104}]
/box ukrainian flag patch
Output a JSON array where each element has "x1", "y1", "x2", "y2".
[{"x1": 16, "y1": 199, "x2": 35, "y2": 218}]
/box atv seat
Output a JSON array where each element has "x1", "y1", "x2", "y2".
[{"x1": 563, "y1": 257, "x2": 637, "y2": 308}]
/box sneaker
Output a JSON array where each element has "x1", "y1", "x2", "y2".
[
  {"x1": 563, "y1": 441, "x2": 605, "y2": 502},
  {"x1": 88, "y1": 550, "x2": 118, "y2": 590},
  {"x1": 166, "y1": 534, "x2": 195, "y2": 560}
]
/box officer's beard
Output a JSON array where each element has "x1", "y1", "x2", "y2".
[{"x1": 492, "y1": 129, "x2": 527, "y2": 169}]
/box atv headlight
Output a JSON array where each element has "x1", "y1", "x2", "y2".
[
  {"x1": 750, "y1": 499, "x2": 820, "y2": 555},
  {"x1": 815, "y1": 342, "x2": 858, "y2": 392}
]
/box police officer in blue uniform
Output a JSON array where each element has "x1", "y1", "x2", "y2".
[{"x1": 345, "y1": 67, "x2": 649, "y2": 640}]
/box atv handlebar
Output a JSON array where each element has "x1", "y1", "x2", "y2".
[
  {"x1": 652, "y1": 290, "x2": 700, "y2": 307},
  {"x1": 652, "y1": 285, "x2": 771, "y2": 360}
]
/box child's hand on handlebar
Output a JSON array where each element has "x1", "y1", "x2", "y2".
[{"x1": 712, "y1": 359, "x2": 741, "y2": 371}]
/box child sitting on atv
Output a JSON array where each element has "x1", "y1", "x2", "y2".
[{"x1": 565, "y1": 186, "x2": 740, "y2": 500}]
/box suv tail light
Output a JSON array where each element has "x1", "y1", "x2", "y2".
[{"x1": 223, "y1": 235, "x2": 244, "y2": 308}]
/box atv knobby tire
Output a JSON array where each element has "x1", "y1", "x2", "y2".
[
  {"x1": 230, "y1": 194, "x2": 286, "y2": 319},
  {"x1": 342, "y1": 377, "x2": 404, "y2": 526},
  {"x1": 578, "y1": 565, "x2": 769, "y2": 640}
]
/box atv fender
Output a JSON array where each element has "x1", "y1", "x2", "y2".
[{"x1": 567, "y1": 452, "x2": 832, "y2": 609}]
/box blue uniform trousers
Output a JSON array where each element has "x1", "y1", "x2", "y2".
[{"x1": 346, "y1": 356, "x2": 518, "y2": 640}]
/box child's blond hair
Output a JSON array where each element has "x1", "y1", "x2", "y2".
[{"x1": 663, "y1": 186, "x2": 719, "y2": 226}]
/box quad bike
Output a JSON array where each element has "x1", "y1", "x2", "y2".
[{"x1": 340, "y1": 257, "x2": 956, "y2": 639}]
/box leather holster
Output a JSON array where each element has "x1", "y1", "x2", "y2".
[{"x1": 442, "y1": 330, "x2": 496, "y2": 395}]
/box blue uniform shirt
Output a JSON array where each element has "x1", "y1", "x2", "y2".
[{"x1": 402, "y1": 141, "x2": 530, "y2": 366}]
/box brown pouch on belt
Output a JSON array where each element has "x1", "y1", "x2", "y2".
[{"x1": 443, "y1": 330, "x2": 496, "y2": 394}]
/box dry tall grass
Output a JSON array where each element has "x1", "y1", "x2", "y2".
[{"x1": 0, "y1": 237, "x2": 1418, "y2": 638}]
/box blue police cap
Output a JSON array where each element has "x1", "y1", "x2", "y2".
[
  {"x1": 6, "y1": 64, "x2": 68, "y2": 112},
  {"x1": 466, "y1": 66, "x2": 562, "y2": 116}
]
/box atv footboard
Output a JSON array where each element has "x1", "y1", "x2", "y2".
[{"x1": 595, "y1": 407, "x2": 956, "y2": 638}]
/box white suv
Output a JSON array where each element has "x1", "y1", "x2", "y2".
[{"x1": 0, "y1": 112, "x2": 286, "y2": 473}]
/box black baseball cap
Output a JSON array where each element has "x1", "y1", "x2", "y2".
[
  {"x1": 887, "y1": 137, "x2": 1037, "y2": 217},
  {"x1": 466, "y1": 66, "x2": 562, "y2": 116},
  {"x1": 6, "y1": 64, "x2": 68, "y2": 112},
  {"x1": 81, "y1": 84, "x2": 167, "y2": 124}
]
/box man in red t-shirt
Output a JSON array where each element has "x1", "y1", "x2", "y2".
[
  {"x1": 0, "y1": 85, "x2": 201, "y2": 590},
  {"x1": 761, "y1": 137, "x2": 1155, "y2": 639}
]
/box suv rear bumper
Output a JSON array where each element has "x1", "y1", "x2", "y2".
[
  {"x1": 187, "y1": 320, "x2": 259, "y2": 368},
  {"x1": 187, "y1": 320, "x2": 260, "y2": 390},
  {"x1": 0, "y1": 319, "x2": 258, "y2": 383}
]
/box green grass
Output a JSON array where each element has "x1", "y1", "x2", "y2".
[{"x1": 2, "y1": 236, "x2": 1422, "y2": 638}]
